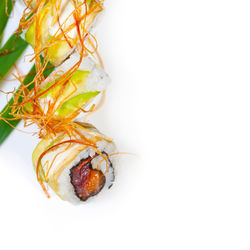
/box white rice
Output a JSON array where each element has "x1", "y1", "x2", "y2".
[
  {"x1": 40, "y1": 137, "x2": 117, "y2": 203},
  {"x1": 58, "y1": 140, "x2": 116, "y2": 203}
]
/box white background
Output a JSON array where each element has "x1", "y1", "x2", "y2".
[{"x1": 1, "y1": 0, "x2": 250, "y2": 249}]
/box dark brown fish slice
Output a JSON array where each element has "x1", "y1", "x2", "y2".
[{"x1": 70, "y1": 156, "x2": 106, "y2": 201}]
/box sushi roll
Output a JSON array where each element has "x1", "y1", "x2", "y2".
[
  {"x1": 24, "y1": 53, "x2": 110, "y2": 120},
  {"x1": 23, "y1": 0, "x2": 103, "y2": 65},
  {"x1": 32, "y1": 122, "x2": 117, "y2": 203}
]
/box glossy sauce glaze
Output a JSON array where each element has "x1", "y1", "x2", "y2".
[{"x1": 70, "y1": 156, "x2": 106, "y2": 201}]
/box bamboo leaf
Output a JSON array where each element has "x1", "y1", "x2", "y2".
[
  {"x1": 0, "y1": 0, "x2": 15, "y2": 45},
  {"x1": 0, "y1": 34, "x2": 28, "y2": 79},
  {"x1": 0, "y1": 62, "x2": 54, "y2": 145}
]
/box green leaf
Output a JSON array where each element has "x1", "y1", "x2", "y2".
[
  {"x1": 0, "y1": 61, "x2": 54, "y2": 145},
  {"x1": 0, "y1": 34, "x2": 28, "y2": 79},
  {"x1": 0, "y1": 0, "x2": 14, "y2": 45}
]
